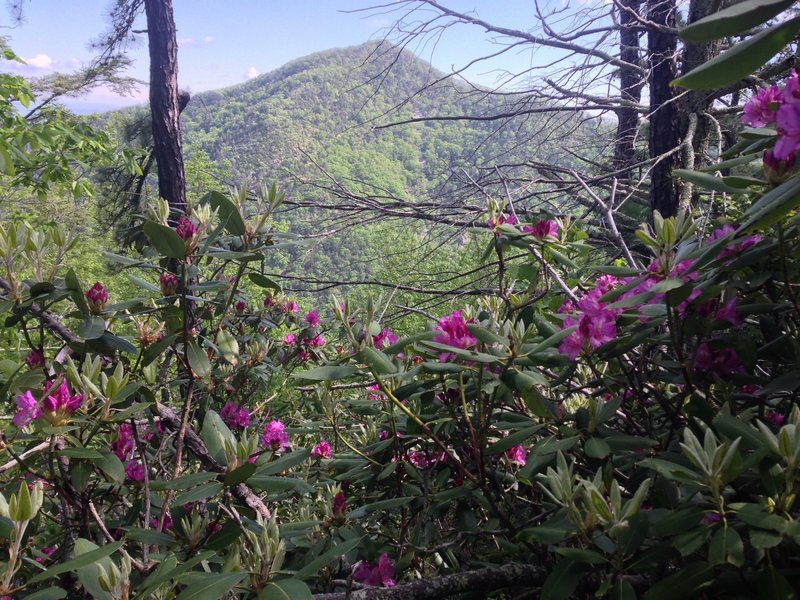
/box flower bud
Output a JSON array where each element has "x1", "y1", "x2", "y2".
[
  {"x1": 85, "y1": 282, "x2": 108, "y2": 314},
  {"x1": 160, "y1": 271, "x2": 180, "y2": 296}
]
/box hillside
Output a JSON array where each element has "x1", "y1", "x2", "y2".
[{"x1": 176, "y1": 42, "x2": 604, "y2": 309}]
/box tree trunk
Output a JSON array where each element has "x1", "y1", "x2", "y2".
[
  {"x1": 614, "y1": 0, "x2": 644, "y2": 179},
  {"x1": 647, "y1": 0, "x2": 679, "y2": 218},
  {"x1": 143, "y1": 0, "x2": 187, "y2": 218}
]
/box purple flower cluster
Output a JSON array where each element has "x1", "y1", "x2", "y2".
[
  {"x1": 559, "y1": 276, "x2": 621, "y2": 360},
  {"x1": 487, "y1": 214, "x2": 517, "y2": 229},
  {"x1": 160, "y1": 272, "x2": 180, "y2": 296},
  {"x1": 505, "y1": 444, "x2": 527, "y2": 466},
  {"x1": 522, "y1": 219, "x2": 559, "y2": 240},
  {"x1": 312, "y1": 439, "x2": 332, "y2": 458},
  {"x1": 373, "y1": 327, "x2": 399, "y2": 350},
  {"x1": 220, "y1": 402, "x2": 251, "y2": 429},
  {"x1": 353, "y1": 554, "x2": 396, "y2": 588},
  {"x1": 14, "y1": 381, "x2": 84, "y2": 427},
  {"x1": 741, "y1": 71, "x2": 800, "y2": 161},
  {"x1": 261, "y1": 420, "x2": 290, "y2": 453},
  {"x1": 433, "y1": 311, "x2": 476, "y2": 360}
]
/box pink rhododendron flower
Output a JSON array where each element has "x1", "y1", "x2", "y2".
[
  {"x1": 263, "y1": 294, "x2": 276, "y2": 308},
  {"x1": 367, "y1": 384, "x2": 384, "y2": 401},
  {"x1": 113, "y1": 423, "x2": 136, "y2": 461},
  {"x1": 354, "y1": 554, "x2": 397, "y2": 588},
  {"x1": 775, "y1": 99, "x2": 800, "y2": 160},
  {"x1": 305, "y1": 310, "x2": 320, "y2": 327},
  {"x1": 433, "y1": 311, "x2": 476, "y2": 358},
  {"x1": 281, "y1": 300, "x2": 299, "y2": 314},
  {"x1": 220, "y1": 402, "x2": 251, "y2": 429},
  {"x1": 373, "y1": 327, "x2": 399, "y2": 350},
  {"x1": 86, "y1": 282, "x2": 109, "y2": 314},
  {"x1": 309, "y1": 333, "x2": 326, "y2": 348},
  {"x1": 695, "y1": 342, "x2": 744, "y2": 376},
  {"x1": 283, "y1": 333, "x2": 297, "y2": 345},
  {"x1": 174, "y1": 217, "x2": 196, "y2": 241},
  {"x1": 741, "y1": 85, "x2": 782, "y2": 127},
  {"x1": 25, "y1": 349, "x2": 44, "y2": 369},
  {"x1": 505, "y1": 444, "x2": 527, "y2": 466},
  {"x1": 312, "y1": 439, "x2": 332, "y2": 459},
  {"x1": 13, "y1": 390, "x2": 41, "y2": 427},
  {"x1": 522, "y1": 219, "x2": 559, "y2": 239},
  {"x1": 125, "y1": 461, "x2": 145, "y2": 482},
  {"x1": 235, "y1": 300, "x2": 247, "y2": 312},
  {"x1": 151, "y1": 514, "x2": 173, "y2": 531},
  {"x1": 42, "y1": 381, "x2": 83, "y2": 415},
  {"x1": 765, "y1": 409, "x2": 786, "y2": 428},
  {"x1": 262, "y1": 420, "x2": 290, "y2": 453}
]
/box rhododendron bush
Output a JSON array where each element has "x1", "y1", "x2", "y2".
[{"x1": 2, "y1": 6, "x2": 800, "y2": 600}]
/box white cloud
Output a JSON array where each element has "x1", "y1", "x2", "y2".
[
  {"x1": 246, "y1": 66, "x2": 259, "y2": 79},
  {"x1": 178, "y1": 37, "x2": 195, "y2": 47},
  {"x1": 24, "y1": 53, "x2": 54, "y2": 69},
  {"x1": 203, "y1": 36, "x2": 214, "y2": 45}
]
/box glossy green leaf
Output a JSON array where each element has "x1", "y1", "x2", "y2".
[
  {"x1": 680, "y1": 0, "x2": 794, "y2": 42},
  {"x1": 203, "y1": 190, "x2": 246, "y2": 236},
  {"x1": 643, "y1": 562, "x2": 714, "y2": 600},
  {"x1": 186, "y1": 341, "x2": 211, "y2": 379},
  {"x1": 77, "y1": 316, "x2": 105, "y2": 340},
  {"x1": 541, "y1": 558, "x2": 583, "y2": 600},
  {"x1": 175, "y1": 572, "x2": 247, "y2": 600},
  {"x1": 293, "y1": 537, "x2": 362, "y2": 579},
  {"x1": 361, "y1": 346, "x2": 397, "y2": 375},
  {"x1": 292, "y1": 364, "x2": 359, "y2": 381},
  {"x1": 259, "y1": 579, "x2": 312, "y2": 600},
  {"x1": 673, "y1": 17, "x2": 800, "y2": 89},
  {"x1": 248, "y1": 272, "x2": 281, "y2": 291},
  {"x1": 28, "y1": 540, "x2": 124, "y2": 584},
  {"x1": 674, "y1": 169, "x2": 743, "y2": 194},
  {"x1": 143, "y1": 221, "x2": 186, "y2": 259}
]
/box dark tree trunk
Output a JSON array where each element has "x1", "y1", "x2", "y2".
[
  {"x1": 614, "y1": 0, "x2": 644, "y2": 179},
  {"x1": 143, "y1": 0, "x2": 187, "y2": 218},
  {"x1": 647, "y1": 0, "x2": 679, "y2": 218}
]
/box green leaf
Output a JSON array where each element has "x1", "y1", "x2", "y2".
[
  {"x1": 555, "y1": 547, "x2": 607, "y2": 564},
  {"x1": 643, "y1": 562, "x2": 714, "y2": 600},
  {"x1": 216, "y1": 328, "x2": 239, "y2": 364},
  {"x1": 142, "y1": 333, "x2": 177, "y2": 367},
  {"x1": 758, "y1": 567, "x2": 798, "y2": 600},
  {"x1": 584, "y1": 437, "x2": 611, "y2": 459},
  {"x1": 673, "y1": 17, "x2": 800, "y2": 90},
  {"x1": 149, "y1": 471, "x2": 216, "y2": 491},
  {"x1": 200, "y1": 410, "x2": 234, "y2": 465},
  {"x1": 381, "y1": 330, "x2": 436, "y2": 354},
  {"x1": 174, "y1": 482, "x2": 224, "y2": 505},
  {"x1": 259, "y1": 579, "x2": 312, "y2": 600},
  {"x1": 248, "y1": 272, "x2": 281, "y2": 291},
  {"x1": 77, "y1": 317, "x2": 106, "y2": 340},
  {"x1": 175, "y1": 572, "x2": 247, "y2": 600},
  {"x1": 255, "y1": 448, "x2": 311, "y2": 475},
  {"x1": 347, "y1": 496, "x2": 415, "y2": 518},
  {"x1": 293, "y1": 537, "x2": 362, "y2": 579},
  {"x1": 740, "y1": 173, "x2": 800, "y2": 232},
  {"x1": 93, "y1": 450, "x2": 125, "y2": 484},
  {"x1": 186, "y1": 341, "x2": 212, "y2": 379},
  {"x1": 673, "y1": 169, "x2": 744, "y2": 195},
  {"x1": 361, "y1": 347, "x2": 397, "y2": 375},
  {"x1": 541, "y1": 558, "x2": 583, "y2": 600},
  {"x1": 203, "y1": 190, "x2": 246, "y2": 236},
  {"x1": 292, "y1": 364, "x2": 359, "y2": 381},
  {"x1": 223, "y1": 462, "x2": 257, "y2": 486},
  {"x1": 28, "y1": 540, "x2": 124, "y2": 584},
  {"x1": 143, "y1": 221, "x2": 187, "y2": 259},
  {"x1": 23, "y1": 588, "x2": 68, "y2": 600},
  {"x1": 487, "y1": 425, "x2": 543, "y2": 455},
  {"x1": 127, "y1": 274, "x2": 160, "y2": 293},
  {"x1": 679, "y1": 0, "x2": 795, "y2": 42},
  {"x1": 709, "y1": 525, "x2": 744, "y2": 566}
]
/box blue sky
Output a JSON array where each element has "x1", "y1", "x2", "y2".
[{"x1": 2, "y1": 0, "x2": 549, "y2": 112}]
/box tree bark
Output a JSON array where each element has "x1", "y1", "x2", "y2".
[
  {"x1": 143, "y1": 0, "x2": 187, "y2": 218},
  {"x1": 647, "y1": 0, "x2": 679, "y2": 218},
  {"x1": 614, "y1": 0, "x2": 644, "y2": 179}
]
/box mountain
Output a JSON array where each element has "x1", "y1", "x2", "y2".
[{"x1": 175, "y1": 42, "x2": 600, "y2": 311}]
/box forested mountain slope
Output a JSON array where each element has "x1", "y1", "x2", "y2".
[{"x1": 177, "y1": 42, "x2": 604, "y2": 306}]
